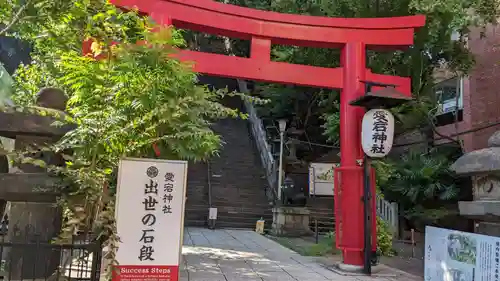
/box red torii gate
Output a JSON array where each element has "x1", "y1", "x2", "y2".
[{"x1": 106, "y1": 0, "x2": 425, "y2": 268}]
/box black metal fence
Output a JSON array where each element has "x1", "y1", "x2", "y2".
[{"x1": 0, "y1": 219, "x2": 102, "y2": 281}]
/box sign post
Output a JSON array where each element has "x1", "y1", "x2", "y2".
[
  {"x1": 360, "y1": 107, "x2": 395, "y2": 274},
  {"x1": 113, "y1": 158, "x2": 188, "y2": 281},
  {"x1": 351, "y1": 82, "x2": 407, "y2": 274}
]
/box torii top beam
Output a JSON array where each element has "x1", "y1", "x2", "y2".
[{"x1": 108, "y1": 0, "x2": 425, "y2": 95}]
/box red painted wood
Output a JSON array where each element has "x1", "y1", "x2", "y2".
[
  {"x1": 111, "y1": 0, "x2": 423, "y2": 48},
  {"x1": 112, "y1": 0, "x2": 425, "y2": 29},
  {"x1": 176, "y1": 50, "x2": 343, "y2": 89},
  {"x1": 153, "y1": 143, "x2": 161, "y2": 157},
  {"x1": 81, "y1": 43, "x2": 411, "y2": 95},
  {"x1": 82, "y1": 41, "x2": 412, "y2": 95},
  {"x1": 366, "y1": 71, "x2": 411, "y2": 98},
  {"x1": 340, "y1": 42, "x2": 367, "y2": 266},
  {"x1": 177, "y1": 50, "x2": 413, "y2": 95},
  {"x1": 250, "y1": 37, "x2": 271, "y2": 61}
]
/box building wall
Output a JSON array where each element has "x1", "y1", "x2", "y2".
[{"x1": 435, "y1": 25, "x2": 500, "y2": 152}]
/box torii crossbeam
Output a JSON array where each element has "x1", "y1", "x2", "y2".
[{"x1": 107, "y1": 0, "x2": 425, "y2": 269}]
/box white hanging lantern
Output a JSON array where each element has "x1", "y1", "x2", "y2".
[{"x1": 361, "y1": 109, "x2": 395, "y2": 158}]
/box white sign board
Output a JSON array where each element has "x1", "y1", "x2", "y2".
[
  {"x1": 308, "y1": 160, "x2": 362, "y2": 196},
  {"x1": 309, "y1": 163, "x2": 338, "y2": 196},
  {"x1": 209, "y1": 207, "x2": 217, "y2": 220},
  {"x1": 361, "y1": 109, "x2": 395, "y2": 158},
  {"x1": 115, "y1": 158, "x2": 188, "y2": 281},
  {"x1": 425, "y1": 226, "x2": 500, "y2": 281}
]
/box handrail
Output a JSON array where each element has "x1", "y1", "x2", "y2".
[
  {"x1": 239, "y1": 80, "x2": 399, "y2": 233},
  {"x1": 238, "y1": 80, "x2": 279, "y2": 203}
]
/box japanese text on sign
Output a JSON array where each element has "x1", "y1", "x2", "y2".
[
  {"x1": 163, "y1": 172, "x2": 174, "y2": 214},
  {"x1": 496, "y1": 241, "x2": 499, "y2": 281},
  {"x1": 361, "y1": 108, "x2": 395, "y2": 158},
  {"x1": 370, "y1": 110, "x2": 388, "y2": 155},
  {"x1": 140, "y1": 167, "x2": 160, "y2": 262},
  {"x1": 425, "y1": 226, "x2": 500, "y2": 281},
  {"x1": 114, "y1": 158, "x2": 187, "y2": 281}
]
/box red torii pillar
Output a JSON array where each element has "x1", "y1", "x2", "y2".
[{"x1": 102, "y1": 0, "x2": 425, "y2": 268}]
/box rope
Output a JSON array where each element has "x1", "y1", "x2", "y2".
[{"x1": 287, "y1": 120, "x2": 500, "y2": 150}]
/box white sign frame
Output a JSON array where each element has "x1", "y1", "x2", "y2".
[
  {"x1": 308, "y1": 160, "x2": 362, "y2": 196},
  {"x1": 309, "y1": 162, "x2": 338, "y2": 196},
  {"x1": 115, "y1": 158, "x2": 188, "y2": 270}
]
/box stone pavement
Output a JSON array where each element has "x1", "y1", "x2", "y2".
[{"x1": 181, "y1": 228, "x2": 422, "y2": 281}]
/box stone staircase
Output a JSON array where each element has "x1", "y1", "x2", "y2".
[
  {"x1": 184, "y1": 95, "x2": 273, "y2": 229},
  {"x1": 306, "y1": 197, "x2": 335, "y2": 234},
  {"x1": 183, "y1": 79, "x2": 399, "y2": 235},
  {"x1": 184, "y1": 161, "x2": 210, "y2": 227}
]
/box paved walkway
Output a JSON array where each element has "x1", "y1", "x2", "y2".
[{"x1": 181, "y1": 228, "x2": 418, "y2": 281}]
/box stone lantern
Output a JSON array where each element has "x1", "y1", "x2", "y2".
[{"x1": 451, "y1": 130, "x2": 500, "y2": 236}]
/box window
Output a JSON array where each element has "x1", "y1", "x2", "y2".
[{"x1": 434, "y1": 76, "x2": 464, "y2": 126}]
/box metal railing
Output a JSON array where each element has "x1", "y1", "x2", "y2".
[
  {"x1": 238, "y1": 80, "x2": 399, "y2": 236},
  {"x1": 238, "y1": 80, "x2": 278, "y2": 203},
  {"x1": 0, "y1": 223, "x2": 102, "y2": 281}
]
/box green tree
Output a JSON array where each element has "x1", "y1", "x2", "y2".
[
  {"x1": 373, "y1": 148, "x2": 460, "y2": 227},
  {"x1": 223, "y1": 0, "x2": 498, "y2": 142},
  {"x1": 222, "y1": 0, "x2": 495, "y2": 227},
  {"x1": 1, "y1": 0, "x2": 242, "y2": 274}
]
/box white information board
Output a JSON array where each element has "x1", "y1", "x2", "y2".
[
  {"x1": 309, "y1": 160, "x2": 362, "y2": 196},
  {"x1": 308, "y1": 162, "x2": 338, "y2": 196},
  {"x1": 115, "y1": 158, "x2": 187, "y2": 272},
  {"x1": 425, "y1": 226, "x2": 500, "y2": 281}
]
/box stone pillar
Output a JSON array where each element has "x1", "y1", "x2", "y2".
[
  {"x1": 452, "y1": 130, "x2": 500, "y2": 239},
  {"x1": 7, "y1": 88, "x2": 67, "y2": 280},
  {"x1": 271, "y1": 207, "x2": 312, "y2": 237}
]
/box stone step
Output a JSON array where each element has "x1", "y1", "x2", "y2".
[
  {"x1": 210, "y1": 198, "x2": 272, "y2": 208},
  {"x1": 210, "y1": 188, "x2": 267, "y2": 194},
  {"x1": 213, "y1": 213, "x2": 273, "y2": 229},
  {"x1": 214, "y1": 220, "x2": 272, "y2": 230},
  {"x1": 211, "y1": 197, "x2": 268, "y2": 203},
  {"x1": 213, "y1": 207, "x2": 271, "y2": 215},
  {"x1": 184, "y1": 206, "x2": 208, "y2": 227},
  {"x1": 184, "y1": 219, "x2": 206, "y2": 227},
  {"x1": 183, "y1": 97, "x2": 271, "y2": 230}
]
